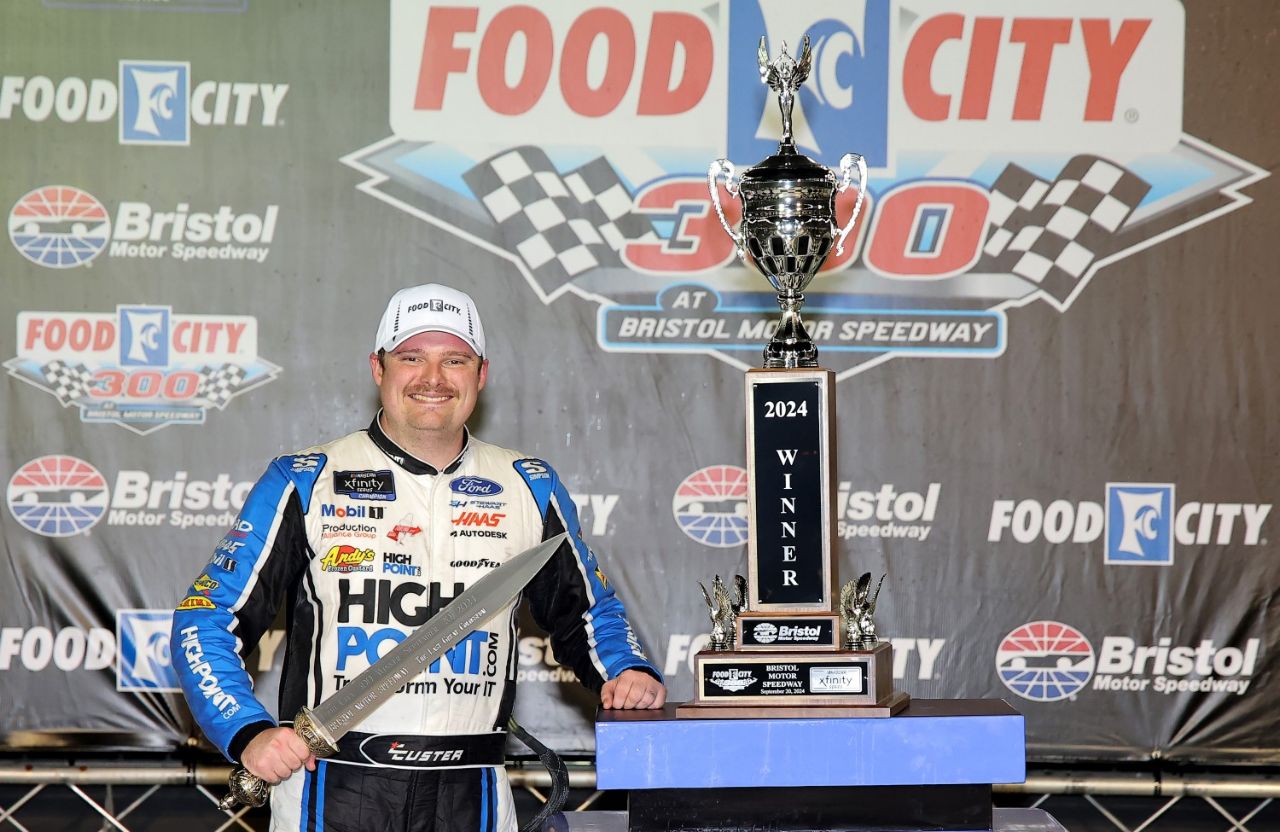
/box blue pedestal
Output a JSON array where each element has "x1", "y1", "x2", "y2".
[
  {"x1": 545, "y1": 809, "x2": 1066, "y2": 832},
  {"x1": 595, "y1": 699, "x2": 1026, "y2": 831}
]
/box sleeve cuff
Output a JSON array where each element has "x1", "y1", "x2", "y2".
[
  {"x1": 612, "y1": 662, "x2": 665, "y2": 685},
  {"x1": 227, "y1": 720, "x2": 277, "y2": 764}
]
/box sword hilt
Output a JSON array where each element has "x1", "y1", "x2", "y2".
[{"x1": 217, "y1": 707, "x2": 339, "y2": 811}]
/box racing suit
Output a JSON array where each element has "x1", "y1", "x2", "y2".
[{"x1": 172, "y1": 417, "x2": 659, "y2": 832}]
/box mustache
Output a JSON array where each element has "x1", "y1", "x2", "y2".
[{"x1": 406, "y1": 385, "x2": 456, "y2": 397}]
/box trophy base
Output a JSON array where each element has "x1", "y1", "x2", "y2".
[
  {"x1": 683, "y1": 642, "x2": 902, "y2": 715},
  {"x1": 676, "y1": 690, "x2": 910, "y2": 720}
]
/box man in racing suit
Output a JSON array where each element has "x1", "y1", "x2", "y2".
[{"x1": 172, "y1": 283, "x2": 665, "y2": 832}]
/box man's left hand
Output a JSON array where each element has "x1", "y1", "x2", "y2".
[{"x1": 601, "y1": 669, "x2": 666, "y2": 709}]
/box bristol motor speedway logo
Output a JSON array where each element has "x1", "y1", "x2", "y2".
[
  {"x1": 674, "y1": 467, "x2": 941, "y2": 549},
  {"x1": 988, "y1": 484, "x2": 1271, "y2": 565},
  {"x1": 673, "y1": 465, "x2": 750, "y2": 548},
  {"x1": 5, "y1": 305, "x2": 281, "y2": 433},
  {"x1": 6, "y1": 455, "x2": 109, "y2": 537},
  {"x1": 997, "y1": 620, "x2": 1260, "y2": 702},
  {"x1": 9, "y1": 185, "x2": 280, "y2": 269},
  {"x1": 0, "y1": 61, "x2": 287, "y2": 145},
  {"x1": 7, "y1": 454, "x2": 256, "y2": 536},
  {"x1": 343, "y1": 0, "x2": 1265, "y2": 380}
]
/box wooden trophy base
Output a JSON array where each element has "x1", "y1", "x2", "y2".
[{"x1": 676, "y1": 641, "x2": 909, "y2": 719}]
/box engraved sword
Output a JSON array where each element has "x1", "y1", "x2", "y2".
[{"x1": 218, "y1": 532, "x2": 567, "y2": 810}]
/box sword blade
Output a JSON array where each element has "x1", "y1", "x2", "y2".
[{"x1": 309, "y1": 532, "x2": 566, "y2": 740}]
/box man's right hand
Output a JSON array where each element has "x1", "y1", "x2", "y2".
[{"x1": 241, "y1": 727, "x2": 316, "y2": 784}]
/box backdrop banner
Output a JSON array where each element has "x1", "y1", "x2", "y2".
[{"x1": 1, "y1": 0, "x2": 1277, "y2": 765}]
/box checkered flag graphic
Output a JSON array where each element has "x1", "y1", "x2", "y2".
[
  {"x1": 196, "y1": 364, "x2": 247, "y2": 407},
  {"x1": 980, "y1": 156, "x2": 1150, "y2": 303},
  {"x1": 464, "y1": 147, "x2": 657, "y2": 295},
  {"x1": 41, "y1": 360, "x2": 97, "y2": 404}
]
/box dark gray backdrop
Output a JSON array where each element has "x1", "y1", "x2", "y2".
[{"x1": 1, "y1": 0, "x2": 1276, "y2": 765}]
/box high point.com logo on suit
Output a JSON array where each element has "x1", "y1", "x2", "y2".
[
  {"x1": 988, "y1": 484, "x2": 1271, "y2": 565},
  {"x1": 345, "y1": 0, "x2": 1265, "y2": 380}
]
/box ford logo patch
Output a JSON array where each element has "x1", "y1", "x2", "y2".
[{"x1": 450, "y1": 476, "x2": 503, "y2": 496}]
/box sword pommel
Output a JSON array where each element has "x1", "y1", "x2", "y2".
[{"x1": 217, "y1": 707, "x2": 338, "y2": 812}]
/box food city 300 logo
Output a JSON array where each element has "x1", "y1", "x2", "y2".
[
  {"x1": 5, "y1": 305, "x2": 281, "y2": 434},
  {"x1": 988, "y1": 483, "x2": 1271, "y2": 565},
  {"x1": 0, "y1": 60, "x2": 287, "y2": 145},
  {"x1": 9, "y1": 185, "x2": 279, "y2": 269},
  {"x1": 342, "y1": 0, "x2": 1266, "y2": 381},
  {"x1": 996, "y1": 620, "x2": 1260, "y2": 703}
]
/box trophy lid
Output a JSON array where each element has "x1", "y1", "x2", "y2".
[{"x1": 740, "y1": 143, "x2": 835, "y2": 187}]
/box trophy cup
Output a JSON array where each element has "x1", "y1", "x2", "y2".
[
  {"x1": 709, "y1": 37, "x2": 867, "y2": 369},
  {"x1": 678, "y1": 38, "x2": 907, "y2": 718}
]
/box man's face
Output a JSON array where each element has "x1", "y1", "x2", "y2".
[{"x1": 370, "y1": 331, "x2": 487, "y2": 447}]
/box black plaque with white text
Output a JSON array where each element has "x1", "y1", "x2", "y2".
[
  {"x1": 739, "y1": 615, "x2": 838, "y2": 649},
  {"x1": 747, "y1": 374, "x2": 831, "y2": 609}
]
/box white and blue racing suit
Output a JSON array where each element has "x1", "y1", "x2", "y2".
[{"x1": 171, "y1": 417, "x2": 659, "y2": 832}]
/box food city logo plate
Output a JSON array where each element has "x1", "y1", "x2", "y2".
[
  {"x1": 0, "y1": 60, "x2": 287, "y2": 145},
  {"x1": 342, "y1": 0, "x2": 1266, "y2": 381},
  {"x1": 995, "y1": 620, "x2": 1259, "y2": 703},
  {"x1": 5, "y1": 304, "x2": 281, "y2": 434}
]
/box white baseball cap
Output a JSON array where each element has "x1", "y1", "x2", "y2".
[{"x1": 373, "y1": 283, "x2": 486, "y2": 358}]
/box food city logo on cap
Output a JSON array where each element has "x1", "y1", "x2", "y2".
[
  {"x1": 376, "y1": 283, "x2": 486, "y2": 357},
  {"x1": 8, "y1": 185, "x2": 281, "y2": 270},
  {"x1": 342, "y1": 0, "x2": 1265, "y2": 383},
  {"x1": 5, "y1": 304, "x2": 281, "y2": 434},
  {"x1": 672, "y1": 465, "x2": 749, "y2": 548}
]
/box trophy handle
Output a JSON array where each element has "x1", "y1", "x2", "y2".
[
  {"x1": 834, "y1": 152, "x2": 868, "y2": 256},
  {"x1": 708, "y1": 159, "x2": 747, "y2": 264}
]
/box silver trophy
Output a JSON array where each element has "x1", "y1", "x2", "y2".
[
  {"x1": 709, "y1": 37, "x2": 868, "y2": 368},
  {"x1": 699, "y1": 574, "x2": 748, "y2": 651},
  {"x1": 839, "y1": 572, "x2": 885, "y2": 650}
]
